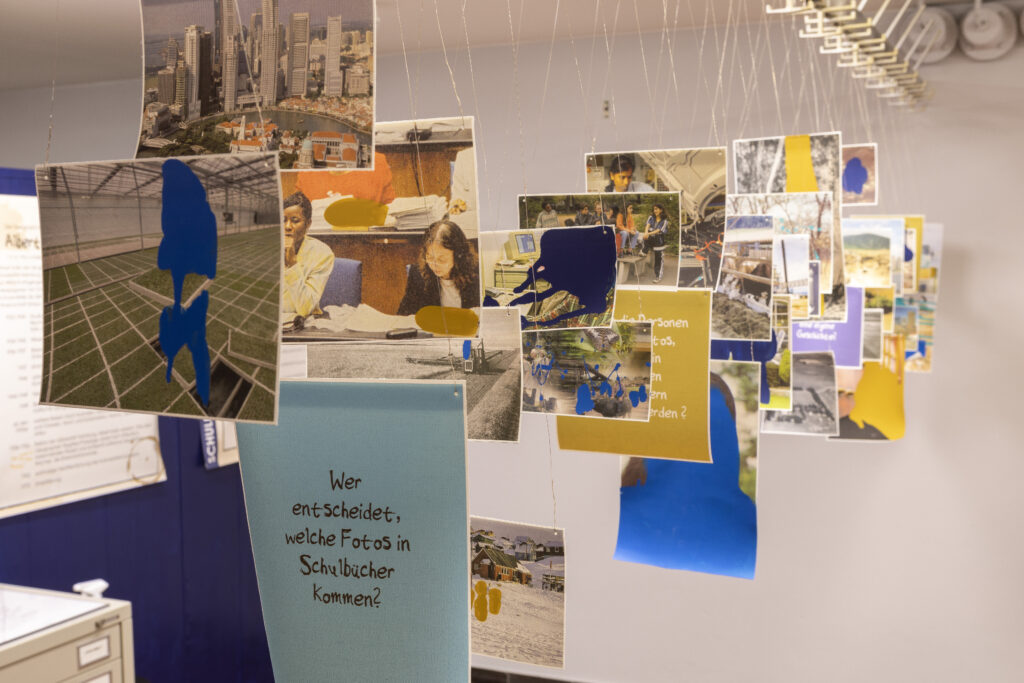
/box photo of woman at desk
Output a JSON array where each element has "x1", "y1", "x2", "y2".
[
  {"x1": 397, "y1": 220, "x2": 480, "y2": 315},
  {"x1": 279, "y1": 116, "x2": 483, "y2": 341}
]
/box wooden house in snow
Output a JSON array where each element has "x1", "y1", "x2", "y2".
[{"x1": 472, "y1": 548, "x2": 532, "y2": 585}]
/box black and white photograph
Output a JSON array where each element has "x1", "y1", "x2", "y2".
[
  {"x1": 139, "y1": 0, "x2": 374, "y2": 169},
  {"x1": 862, "y1": 308, "x2": 884, "y2": 362},
  {"x1": 470, "y1": 516, "x2": 566, "y2": 669},
  {"x1": 304, "y1": 307, "x2": 522, "y2": 441},
  {"x1": 761, "y1": 351, "x2": 839, "y2": 436}
]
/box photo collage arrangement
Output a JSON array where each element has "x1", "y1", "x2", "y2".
[{"x1": 25, "y1": 22, "x2": 945, "y2": 666}]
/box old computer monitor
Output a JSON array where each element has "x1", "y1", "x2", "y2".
[{"x1": 506, "y1": 231, "x2": 540, "y2": 261}]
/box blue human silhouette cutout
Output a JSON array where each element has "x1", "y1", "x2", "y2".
[
  {"x1": 157, "y1": 159, "x2": 217, "y2": 406},
  {"x1": 484, "y1": 226, "x2": 617, "y2": 329},
  {"x1": 842, "y1": 157, "x2": 868, "y2": 195},
  {"x1": 710, "y1": 332, "x2": 777, "y2": 405},
  {"x1": 615, "y1": 374, "x2": 757, "y2": 579}
]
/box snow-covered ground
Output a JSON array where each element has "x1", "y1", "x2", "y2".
[{"x1": 471, "y1": 573, "x2": 565, "y2": 668}]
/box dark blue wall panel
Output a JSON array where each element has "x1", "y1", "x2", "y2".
[{"x1": 0, "y1": 417, "x2": 273, "y2": 683}]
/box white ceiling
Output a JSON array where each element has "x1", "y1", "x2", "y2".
[{"x1": 0, "y1": 0, "x2": 772, "y2": 91}]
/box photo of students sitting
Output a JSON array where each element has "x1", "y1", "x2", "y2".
[
  {"x1": 639, "y1": 203, "x2": 670, "y2": 284},
  {"x1": 517, "y1": 192, "x2": 681, "y2": 289},
  {"x1": 282, "y1": 191, "x2": 334, "y2": 327},
  {"x1": 535, "y1": 201, "x2": 560, "y2": 228},
  {"x1": 618, "y1": 203, "x2": 639, "y2": 253},
  {"x1": 397, "y1": 220, "x2": 481, "y2": 315}
]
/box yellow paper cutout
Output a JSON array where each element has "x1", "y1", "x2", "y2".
[
  {"x1": 324, "y1": 197, "x2": 389, "y2": 229},
  {"x1": 473, "y1": 580, "x2": 489, "y2": 622},
  {"x1": 784, "y1": 135, "x2": 819, "y2": 192},
  {"x1": 849, "y1": 362, "x2": 905, "y2": 440},
  {"x1": 472, "y1": 580, "x2": 502, "y2": 622},
  {"x1": 556, "y1": 290, "x2": 711, "y2": 462},
  {"x1": 415, "y1": 306, "x2": 479, "y2": 337}
]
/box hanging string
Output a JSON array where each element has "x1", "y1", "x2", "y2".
[
  {"x1": 595, "y1": 1, "x2": 625, "y2": 154},
  {"x1": 504, "y1": 0, "x2": 529, "y2": 196},
  {"x1": 763, "y1": 14, "x2": 786, "y2": 135},
  {"x1": 655, "y1": 0, "x2": 685, "y2": 148},
  {"x1": 630, "y1": 0, "x2": 657, "y2": 146},
  {"x1": 431, "y1": 0, "x2": 466, "y2": 123},
  {"x1": 43, "y1": 0, "x2": 62, "y2": 168},
  {"x1": 529, "y1": 0, "x2": 563, "y2": 168}
]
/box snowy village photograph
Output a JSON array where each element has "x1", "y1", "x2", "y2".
[{"x1": 469, "y1": 517, "x2": 566, "y2": 668}]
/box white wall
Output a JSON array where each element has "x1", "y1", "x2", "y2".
[{"x1": 2, "y1": 14, "x2": 1023, "y2": 683}]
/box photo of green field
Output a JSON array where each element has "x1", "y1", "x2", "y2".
[{"x1": 36, "y1": 155, "x2": 282, "y2": 421}]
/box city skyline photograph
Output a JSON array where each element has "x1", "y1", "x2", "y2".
[{"x1": 138, "y1": 0, "x2": 375, "y2": 169}]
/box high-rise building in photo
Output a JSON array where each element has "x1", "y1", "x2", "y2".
[
  {"x1": 174, "y1": 57, "x2": 187, "y2": 117},
  {"x1": 249, "y1": 12, "x2": 262, "y2": 76},
  {"x1": 184, "y1": 25, "x2": 202, "y2": 120},
  {"x1": 345, "y1": 64, "x2": 369, "y2": 96},
  {"x1": 199, "y1": 31, "x2": 214, "y2": 115},
  {"x1": 165, "y1": 37, "x2": 180, "y2": 71},
  {"x1": 287, "y1": 12, "x2": 310, "y2": 97},
  {"x1": 157, "y1": 67, "x2": 176, "y2": 105},
  {"x1": 325, "y1": 16, "x2": 343, "y2": 97},
  {"x1": 220, "y1": 0, "x2": 237, "y2": 74},
  {"x1": 259, "y1": 0, "x2": 278, "y2": 106},
  {"x1": 223, "y1": 35, "x2": 238, "y2": 113}
]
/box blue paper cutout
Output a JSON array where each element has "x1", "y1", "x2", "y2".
[
  {"x1": 158, "y1": 159, "x2": 217, "y2": 405},
  {"x1": 842, "y1": 157, "x2": 868, "y2": 195},
  {"x1": 615, "y1": 380, "x2": 757, "y2": 579}
]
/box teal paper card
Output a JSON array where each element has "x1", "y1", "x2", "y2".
[{"x1": 237, "y1": 380, "x2": 469, "y2": 682}]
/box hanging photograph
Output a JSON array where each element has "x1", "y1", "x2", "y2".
[
  {"x1": 138, "y1": 0, "x2": 375, "y2": 169},
  {"x1": 862, "y1": 308, "x2": 883, "y2": 362},
  {"x1": 865, "y1": 286, "x2": 894, "y2": 333},
  {"x1": 832, "y1": 334, "x2": 906, "y2": 441},
  {"x1": 842, "y1": 217, "x2": 893, "y2": 288},
  {"x1": 582, "y1": 148, "x2": 726, "y2": 290},
  {"x1": 761, "y1": 351, "x2": 839, "y2": 437},
  {"x1": 480, "y1": 226, "x2": 617, "y2": 331},
  {"x1": 615, "y1": 361, "x2": 760, "y2": 579},
  {"x1": 903, "y1": 223, "x2": 943, "y2": 372},
  {"x1": 304, "y1": 307, "x2": 523, "y2": 442},
  {"x1": 726, "y1": 192, "x2": 835, "y2": 308},
  {"x1": 37, "y1": 155, "x2": 282, "y2": 422},
  {"x1": 280, "y1": 116, "x2": 482, "y2": 340},
  {"x1": 792, "y1": 286, "x2": 865, "y2": 368},
  {"x1": 469, "y1": 516, "x2": 566, "y2": 669},
  {"x1": 517, "y1": 192, "x2": 681, "y2": 289},
  {"x1": 772, "y1": 234, "x2": 810, "y2": 318},
  {"x1": 711, "y1": 215, "x2": 773, "y2": 341},
  {"x1": 841, "y1": 143, "x2": 878, "y2": 206},
  {"x1": 522, "y1": 323, "x2": 653, "y2": 421},
  {"x1": 557, "y1": 290, "x2": 712, "y2": 463},
  {"x1": 763, "y1": 295, "x2": 792, "y2": 410},
  {"x1": 733, "y1": 132, "x2": 846, "y2": 321}
]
